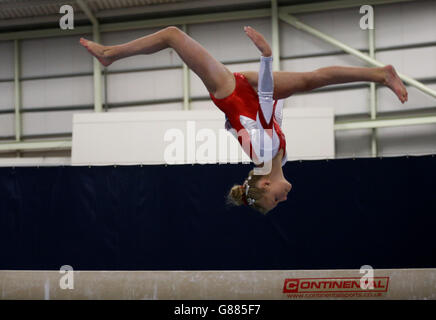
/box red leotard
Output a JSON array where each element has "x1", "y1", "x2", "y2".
[{"x1": 209, "y1": 72, "x2": 287, "y2": 165}]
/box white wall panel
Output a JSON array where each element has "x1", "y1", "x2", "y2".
[
  {"x1": 335, "y1": 129, "x2": 372, "y2": 158},
  {"x1": 378, "y1": 123, "x2": 436, "y2": 156},
  {"x1": 0, "y1": 82, "x2": 14, "y2": 111},
  {"x1": 22, "y1": 110, "x2": 89, "y2": 136},
  {"x1": 190, "y1": 62, "x2": 259, "y2": 98},
  {"x1": 109, "y1": 102, "x2": 182, "y2": 112},
  {"x1": 378, "y1": 83, "x2": 436, "y2": 113},
  {"x1": 284, "y1": 107, "x2": 335, "y2": 160},
  {"x1": 227, "y1": 62, "x2": 259, "y2": 73},
  {"x1": 72, "y1": 110, "x2": 238, "y2": 165},
  {"x1": 71, "y1": 108, "x2": 334, "y2": 165},
  {"x1": 0, "y1": 41, "x2": 14, "y2": 79},
  {"x1": 107, "y1": 69, "x2": 183, "y2": 103},
  {"x1": 377, "y1": 46, "x2": 436, "y2": 80},
  {"x1": 335, "y1": 124, "x2": 436, "y2": 160},
  {"x1": 290, "y1": 88, "x2": 369, "y2": 116},
  {"x1": 376, "y1": 1, "x2": 436, "y2": 48},
  {"x1": 280, "y1": 8, "x2": 368, "y2": 57},
  {"x1": 190, "y1": 70, "x2": 209, "y2": 98},
  {"x1": 21, "y1": 76, "x2": 94, "y2": 109},
  {"x1": 102, "y1": 28, "x2": 183, "y2": 71},
  {"x1": 190, "y1": 101, "x2": 216, "y2": 111},
  {"x1": 282, "y1": 54, "x2": 367, "y2": 72},
  {"x1": 0, "y1": 114, "x2": 14, "y2": 137},
  {"x1": 21, "y1": 35, "x2": 93, "y2": 78},
  {"x1": 189, "y1": 18, "x2": 271, "y2": 63}
]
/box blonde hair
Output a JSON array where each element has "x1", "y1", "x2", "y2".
[{"x1": 227, "y1": 169, "x2": 268, "y2": 214}]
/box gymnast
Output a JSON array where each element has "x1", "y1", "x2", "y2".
[{"x1": 79, "y1": 26, "x2": 408, "y2": 214}]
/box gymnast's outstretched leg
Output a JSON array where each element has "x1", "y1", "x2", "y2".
[
  {"x1": 79, "y1": 26, "x2": 235, "y2": 99},
  {"x1": 242, "y1": 65, "x2": 408, "y2": 103}
]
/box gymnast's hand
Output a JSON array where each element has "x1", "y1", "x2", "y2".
[{"x1": 244, "y1": 26, "x2": 272, "y2": 57}]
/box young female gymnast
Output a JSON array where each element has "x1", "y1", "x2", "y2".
[{"x1": 79, "y1": 26, "x2": 408, "y2": 214}]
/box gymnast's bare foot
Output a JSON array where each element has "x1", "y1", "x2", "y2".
[
  {"x1": 244, "y1": 26, "x2": 272, "y2": 57},
  {"x1": 383, "y1": 65, "x2": 408, "y2": 103},
  {"x1": 79, "y1": 38, "x2": 114, "y2": 67}
]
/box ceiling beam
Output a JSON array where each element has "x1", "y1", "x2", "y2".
[
  {"x1": 0, "y1": 13, "x2": 89, "y2": 29},
  {"x1": 0, "y1": 0, "x2": 420, "y2": 39},
  {"x1": 96, "y1": 0, "x2": 270, "y2": 19},
  {"x1": 0, "y1": 8, "x2": 271, "y2": 40},
  {"x1": 0, "y1": 0, "x2": 269, "y2": 30},
  {"x1": 280, "y1": 0, "x2": 419, "y2": 14},
  {"x1": 0, "y1": 0, "x2": 67, "y2": 10}
]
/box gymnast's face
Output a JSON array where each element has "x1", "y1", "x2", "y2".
[{"x1": 256, "y1": 177, "x2": 292, "y2": 211}]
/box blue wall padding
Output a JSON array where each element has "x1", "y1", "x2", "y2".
[{"x1": 0, "y1": 155, "x2": 435, "y2": 270}]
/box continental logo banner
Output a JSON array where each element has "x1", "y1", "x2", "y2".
[{"x1": 283, "y1": 277, "x2": 389, "y2": 298}]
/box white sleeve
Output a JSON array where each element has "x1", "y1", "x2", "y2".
[{"x1": 258, "y1": 56, "x2": 274, "y2": 124}]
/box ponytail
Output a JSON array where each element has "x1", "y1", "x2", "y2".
[{"x1": 226, "y1": 170, "x2": 268, "y2": 214}]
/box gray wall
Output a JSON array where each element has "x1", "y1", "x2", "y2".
[{"x1": 1, "y1": 0, "x2": 435, "y2": 158}]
